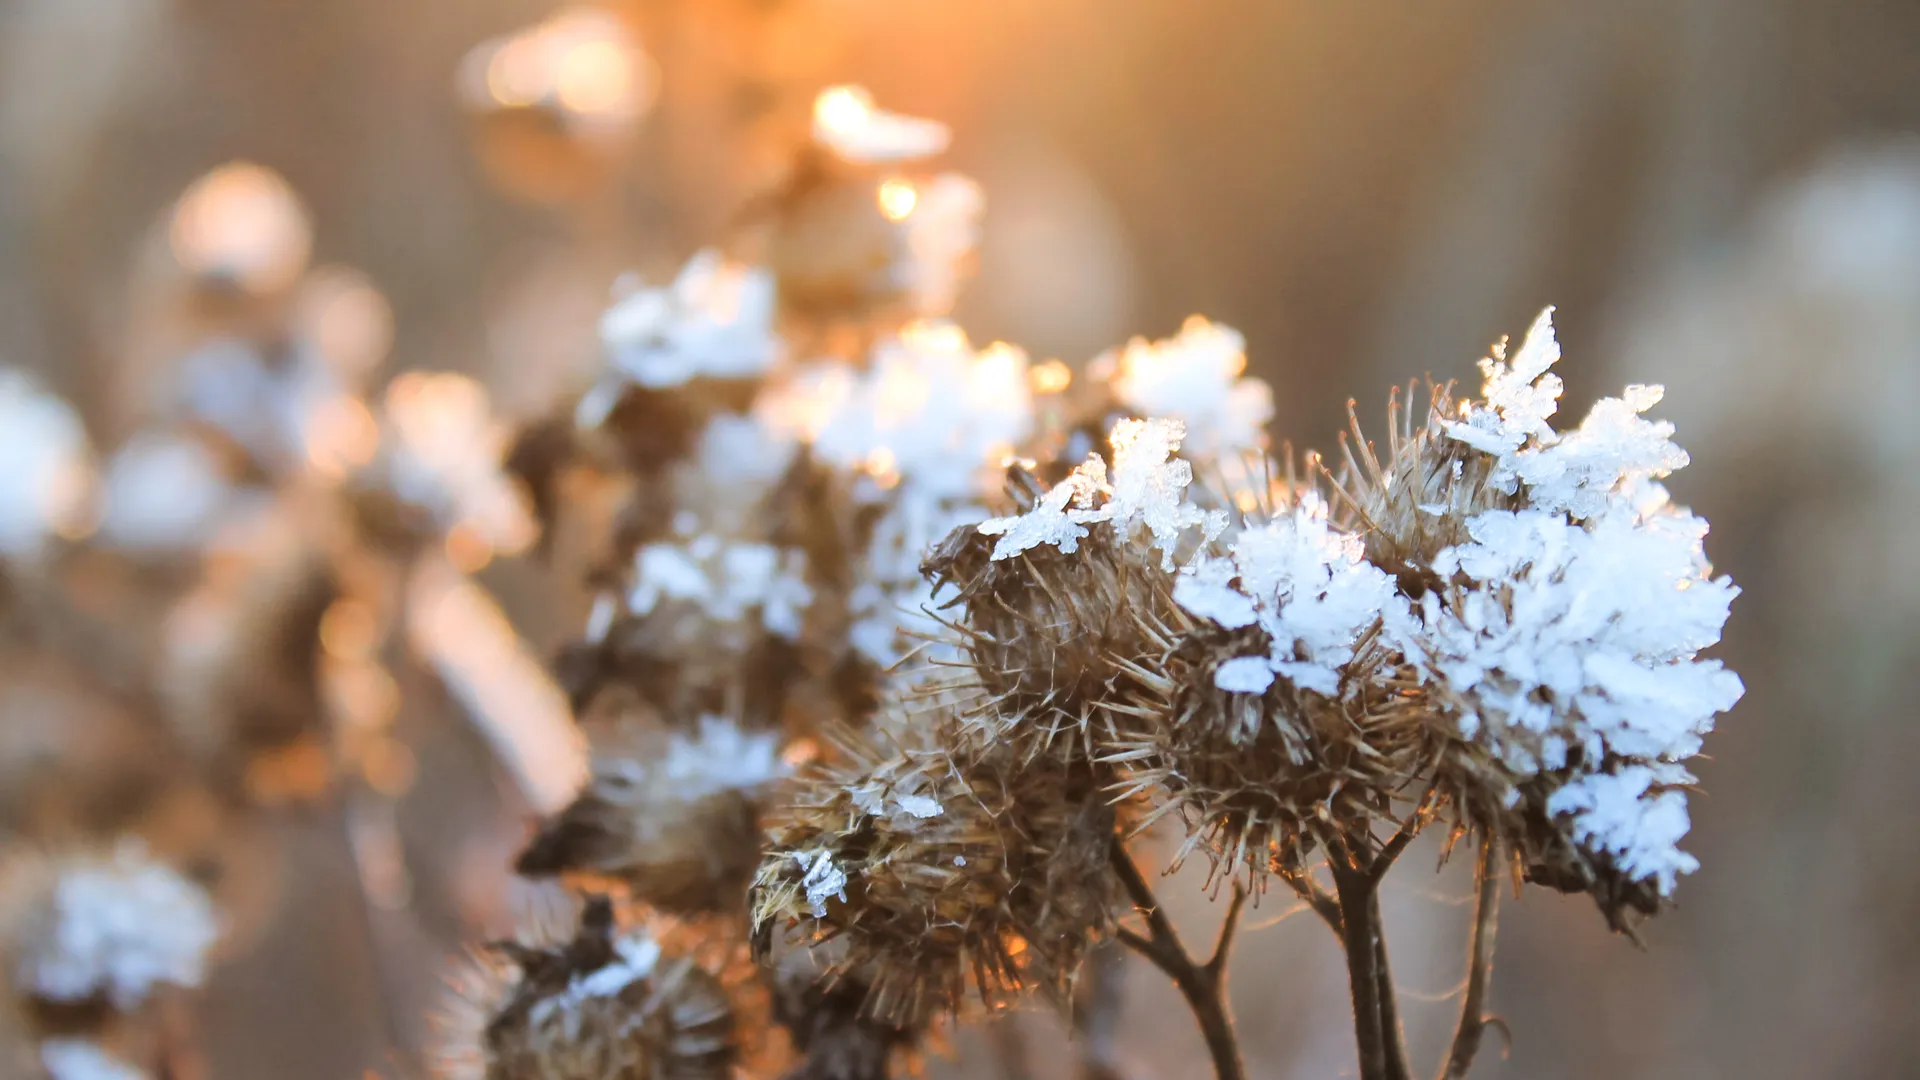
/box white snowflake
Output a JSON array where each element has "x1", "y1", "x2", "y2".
[
  {"x1": 22, "y1": 843, "x2": 220, "y2": 1011},
  {"x1": 1443, "y1": 308, "x2": 1690, "y2": 520},
  {"x1": 596, "y1": 249, "x2": 778, "y2": 392},
  {"x1": 1415, "y1": 501, "x2": 1742, "y2": 893},
  {"x1": 40, "y1": 1040, "x2": 147, "y2": 1080},
  {"x1": 528, "y1": 928, "x2": 663, "y2": 1026},
  {"x1": 794, "y1": 850, "x2": 849, "y2": 917},
  {"x1": 650, "y1": 716, "x2": 787, "y2": 800},
  {"x1": 1546, "y1": 765, "x2": 1701, "y2": 897},
  {"x1": 628, "y1": 536, "x2": 812, "y2": 640},
  {"x1": 1175, "y1": 492, "x2": 1400, "y2": 698},
  {"x1": 0, "y1": 371, "x2": 92, "y2": 558},
  {"x1": 95, "y1": 432, "x2": 231, "y2": 554},
  {"x1": 378, "y1": 372, "x2": 536, "y2": 555},
  {"x1": 1107, "y1": 317, "x2": 1273, "y2": 458}
]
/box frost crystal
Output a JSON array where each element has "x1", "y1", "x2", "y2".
[
  {"x1": 40, "y1": 1040, "x2": 147, "y2": 1080},
  {"x1": 95, "y1": 432, "x2": 230, "y2": 554},
  {"x1": 629, "y1": 537, "x2": 812, "y2": 640},
  {"x1": 23, "y1": 843, "x2": 220, "y2": 1010},
  {"x1": 1177, "y1": 493, "x2": 1399, "y2": 697},
  {"x1": 598, "y1": 249, "x2": 778, "y2": 391},
  {"x1": 979, "y1": 418, "x2": 1216, "y2": 570},
  {"x1": 654, "y1": 716, "x2": 787, "y2": 800},
  {"x1": 528, "y1": 928, "x2": 663, "y2": 1026},
  {"x1": 794, "y1": 850, "x2": 849, "y2": 917},
  {"x1": 1545, "y1": 765, "x2": 1701, "y2": 897},
  {"x1": 812, "y1": 85, "x2": 950, "y2": 164},
  {"x1": 0, "y1": 371, "x2": 92, "y2": 558},
  {"x1": 1444, "y1": 308, "x2": 1691, "y2": 519},
  {"x1": 1418, "y1": 501, "x2": 1742, "y2": 892},
  {"x1": 1107, "y1": 317, "x2": 1273, "y2": 458}
]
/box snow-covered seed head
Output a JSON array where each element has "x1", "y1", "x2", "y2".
[
  {"x1": 750, "y1": 722, "x2": 1115, "y2": 1027},
  {"x1": 437, "y1": 896, "x2": 735, "y2": 1080},
  {"x1": 517, "y1": 717, "x2": 784, "y2": 914},
  {"x1": 0, "y1": 842, "x2": 219, "y2": 1016}
]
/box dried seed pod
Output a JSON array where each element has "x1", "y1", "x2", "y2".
[
  {"x1": 518, "y1": 718, "x2": 783, "y2": 915},
  {"x1": 751, "y1": 720, "x2": 1116, "y2": 1028},
  {"x1": 1106, "y1": 610, "x2": 1428, "y2": 886},
  {"x1": 766, "y1": 936, "x2": 916, "y2": 1080},
  {"x1": 439, "y1": 896, "x2": 735, "y2": 1080}
]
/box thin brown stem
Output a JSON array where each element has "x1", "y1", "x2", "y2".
[
  {"x1": 1333, "y1": 863, "x2": 1389, "y2": 1080},
  {"x1": 1437, "y1": 837, "x2": 1503, "y2": 1080},
  {"x1": 1109, "y1": 839, "x2": 1246, "y2": 1080},
  {"x1": 1373, "y1": 893, "x2": 1413, "y2": 1080},
  {"x1": 1284, "y1": 868, "x2": 1344, "y2": 935},
  {"x1": 1073, "y1": 939, "x2": 1129, "y2": 1080}
]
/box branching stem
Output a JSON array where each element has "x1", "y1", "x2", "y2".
[
  {"x1": 1437, "y1": 836, "x2": 1503, "y2": 1080},
  {"x1": 1109, "y1": 839, "x2": 1246, "y2": 1080}
]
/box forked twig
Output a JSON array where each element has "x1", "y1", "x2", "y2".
[{"x1": 1109, "y1": 839, "x2": 1246, "y2": 1080}]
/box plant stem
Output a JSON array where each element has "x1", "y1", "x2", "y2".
[
  {"x1": 1073, "y1": 939, "x2": 1129, "y2": 1080},
  {"x1": 1333, "y1": 863, "x2": 1389, "y2": 1080},
  {"x1": 1373, "y1": 893, "x2": 1413, "y2": 1080},
  {"x1": 1109, "y1": 839, "x2": 1247, "y2": 1080},
  {"x1": 1437, "y1": 837, "x2": 1503, "y2": 1080}
]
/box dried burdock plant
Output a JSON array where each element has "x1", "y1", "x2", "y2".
[{"x1": 453, "y1": 71, "x2": 1742, "y2": 1080}]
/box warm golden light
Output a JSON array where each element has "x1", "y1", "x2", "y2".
[
  {"x1": 445, "y1": 521, "x2": 495, "y2": 574},
  {"x1": 554, "y1": 40, "x2": 633, "y2": 117},
  {"x1": 813, "y1": 85, "x2": 873, "y2": 138},
  {"x1": 464, "y1": 7, "x2": 654, "y2": 126},
  {"x1": 877, "y1": 177, "x2": 918, "y2": 222},
  {"x1": 1029, "y1": 359, "x2": 1074, "y2": 394},
  {"x1": 319, "y1": 598, "x2": 380, "y2": 661},
  {"x1": 169, "y1": 162, "x2": 313, "y2": 295},
  {"x1": 305, "y1": 395, "x2": 380, "y2": 481}
]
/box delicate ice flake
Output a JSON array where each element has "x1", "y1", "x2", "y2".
[
  {"x1": 1213, "y1": 656, "x2": 1277, "y2": 694},
  {"x1": 1177, "y1": 492, "x2": 1398, "y2": 697},
  {"x1": 40, "y1": 1040, "x2": 147, "y2": 1080},
  {"x1": 95, "y1": 432, "x2": 230, "y2": 554},
  {"x1": 1108, "y1": 317, "x2": 1273, "y2": 457},
  {"x1": 1546, "y1": 766, "x2": 1701, "y2": 896},
  {"x1": 527, "y1": 929, "x2": 663, "y2": 1026},
  {"x1": 0, "y1": 371, "x2": 92, "y2": 558},
  {"x1": 978, "y1": 457, "x2": 1106, "y2": 560},
  {"x1": 655, "y1": 716, "x2": 787, "y2": 800},
  {"x1": 794, "y1": 850, "x2": 849, "y2": 917},
  {"x1": 812, "y1": 85, "x2": 950, "y2": 164},
  {"x1": 629, "y1": 537, "x2": 812, "y2": 639},
  {"x1": 1443, "y1": 308, "x2": 1691, "y2": 519},
  {"x1": 892, "y1": 793, "x2": 945, "y2": 819},
  {"x1": 1106, "y1": 419, "x2": 1210, "y2": 567},
  {"x1": 23, "y1": 843, "x2": 220, "y2": 1010},
  {"x1": 599, "y1": 249, "x2": 778, "y2": 390},
  {"x1": 1416, "y1": 501, "x2": 1742, "y2": 891}
]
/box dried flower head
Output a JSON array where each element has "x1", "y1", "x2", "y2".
[
  {"x1": 438, "y1": 896, "x2": 735, "y2": 1080},
  {"x1": 518, "y1": 717, "x2": 786, "y2": 914},
  {"x1": 751, "y1": 721, "x2": 1115, "y2": 1027},
  {"x1": 1, "y1": 842, "x2": 219, "y2": 1014}
]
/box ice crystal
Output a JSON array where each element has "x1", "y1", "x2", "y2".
[
  {"x1": 812, "y1": 85, "x2": 950, "y2": 165},
  {"x1": 1107, "y1": 317, "x2": 1273, "y2": 458},
  {"x1": 794, "y1": 850, "x2": 849, "y2": 917},
  {"x1": 95, "y1": 432, "x2": 231, "y2": 554},
  {"x1": 1443, "y1": 308, "x2": 1690, "y2": 519},
  {"x1": 1545, "y1": 764, "x2": 1701, "y2": 897},
  {"x1": 1176, "y1": 493, "x2": 1398, "y2": 697},
  {"x1": 979, "y1": 418, "x2": 1217, "y2": 570},
  {"x1": 0, "y1": 371, "x2": 91, "y2": 558},
  {"x1": 598, "y1": 249, "x2": 778, "y2": 391},
  {"x1": 526, "y1": 928, "x2": 663, "y2": 1026},
  {"x1": 653, "y1": 716, "x2": 787, "y2": 800},
  {"x1": 40, "y1": 1040, "x2": 147, "y2": 1080},
  {"x1": 629, "y1": 536, "x2": 812, "y2": 640},
  {"x1": 22, "y1": 843, "x2": 220, "y2": 1010},
  {"x1": 1418, "y1": 502, "x2": 1742, "y2": 891}
]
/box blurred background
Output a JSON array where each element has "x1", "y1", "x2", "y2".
[{"x1": 3, "y1": 0, "x2": 1917, "y2": 1077}]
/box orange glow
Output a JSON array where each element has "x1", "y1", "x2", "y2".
[
  {"x1": 813, "y1": 85, "x2": 873, "y2": 138},
  {"x1": 1028, "y1": 359, "x2": 1073, "y2": 394},
  {"x1": 297, "y1": 268, "x2": 393, "y2": 383},
  {"x1": 877, "y1": 177, "x2": 918, "y2": 222},
  {"x1": 445, "y1": 521, "x2": 495, "y2": 574},
  {"x1": 362, "y1": 737, "x2": 418, "y2": 797},
  {"x1": 169, "y1": 162, "x2": 312, "y2": 295},
  {"x1": 555, "y1": 40, "x2": 633, "y2": 116},
  {"x1": 319, "y1": 598, "x2": 380, "y2": 661},
  {"x1": 305, "y1": 395, "x2": 379, "y2": 481}
]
